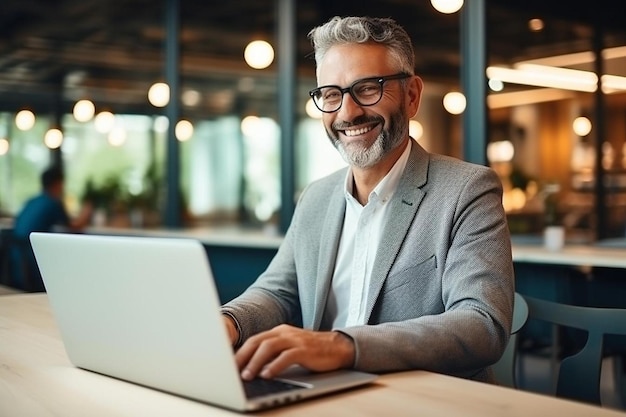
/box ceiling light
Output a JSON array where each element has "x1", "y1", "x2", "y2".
[
  {"x1": 305, "y1": 98, "x2": 322, "y2": 119},
  {"x1": 182, "y1": 89, "x2": 201, "y2": 107},
  {"x1": 15, "y1": 110, "x2": 35, "y2": 131},
  {"x1": 430, "y1": 0, "x2": 463, "y2": 14},
  {"x1": 94, "y1": 111, "x2": 115, "y2": 133},
  {"x1": 516, "y1": 63, "x2": 598, "y2": 86},
  {"x1": 148, "y1": 82, "x2": 170, "y2": 107},
  {"x1": 44, "y1": 128, "x2": 63, "y2": 149},
  {"x1": 409, "y1": 120, "x2": 424, "y2": 140},
  {"x1": 443, "y1": 92, "x2": 466, "y2": 115},
  {"x1": 488, "y1": 79, "x2": 504, "y2": 92},
  {"x1": 0, "y1": 138, "x2": 9, "y2": 155},
  {"x1": 489, "y1": 64, "x2": 626, "y2": 94},
  {"x1": 572, "y1": 117, "x2": 592, "y2": 136},
  {"x1": 73, "y1": 99, "x2": 95, "y2": 122},
  {"x1": 175, "y1": 120, "x2": 194, "y2": 141},
  {"x1": 601, "y1": 74, "x2": 626, "y2": 93},
  {"x1": 486, "y1": 65, "x2": 598, "y2": 92},
  {"x1": 487, "y1": 140, "x2": 514, "y2": 163},
  {"x1": 528, "y1": 18, "x2": 544, "y2": 32},
  {"x1": 487, "y1": 88, "x2": 575, "y2": 109},
  {"x1": 244, "y1": 40, "x2": 274, "y2": 69},
  {"x1": 241, "y1": 115, "x2": 260, "y2": 137}
]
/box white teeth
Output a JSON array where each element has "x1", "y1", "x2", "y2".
[{"x1": 344, "y1": 126, "x2": 373, "y2": 136}]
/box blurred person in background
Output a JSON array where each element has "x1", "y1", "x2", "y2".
[{"x1": 10, "y1": 165, "x2": 92, "y2": 291}]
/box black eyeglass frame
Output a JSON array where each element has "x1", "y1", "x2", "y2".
[{"x1": 308, "y1": 72, "x2": 411, "y2": 113}]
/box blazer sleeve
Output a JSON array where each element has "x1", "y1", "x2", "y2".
[{"x1": 339, "y1": 165, "x2": 514, "y2": 381}]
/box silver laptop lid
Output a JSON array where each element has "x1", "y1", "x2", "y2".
[{"x1": 30, "y1": 232, "x2": 248, "y2": 410}]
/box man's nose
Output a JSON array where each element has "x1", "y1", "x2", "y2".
[{"x1": 336, "y1": 92, "x2": 365, "y2": 121}]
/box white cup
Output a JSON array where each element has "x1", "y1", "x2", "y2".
[{"x1": 544, "y1": 226, "x2": 565, "y2": 251}]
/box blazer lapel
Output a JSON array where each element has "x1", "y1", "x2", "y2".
[
  {"x1": 364, "y1": 141, "x2": 429, "y2": 322},
  {"x1": 311, "y1": 180, "x2": 346, "y2": 329}
]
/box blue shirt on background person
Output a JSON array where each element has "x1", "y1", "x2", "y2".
[
  {"x1": 10, "y1": 166, "x2": 90, "y2": 291},
  {"x1": 13, "y1": 192, "x2": 70, "y2": 240}
]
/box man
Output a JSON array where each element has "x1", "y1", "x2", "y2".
[
  {"x1": 222, "y1": 16, "x2": 514, "y2": 383},
  {"x1": 11, "y1": 165, "x2": 91, "y2": 290}
]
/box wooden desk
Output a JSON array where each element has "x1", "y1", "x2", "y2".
[
  {"x1": 1, "y1": 294, "x2": 624, "y2": 417},
  {"x1": 84, "y1": 225, "x2": 283, "y2": 250},
  {"x1": 512, "y1": 244, "x2": 626, "y2": 269},
  {"x1": 0, "y1": 284, "x2": 22, "y2": 295}
]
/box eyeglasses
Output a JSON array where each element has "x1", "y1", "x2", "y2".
[{"x1": 309, "y1": 73, "x2": 411, "y2": 113}]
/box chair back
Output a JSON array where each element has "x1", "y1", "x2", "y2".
[
  {"x1": 524, "y1": 295, "x2": 626, "y2": 404},
  {"x1": 493, "y1": 292, "x2": 528, "y2": 388}
]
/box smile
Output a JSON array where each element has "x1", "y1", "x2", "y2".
[{"x1": 342, "y1": 124, "x2": 377, "y2": 137}]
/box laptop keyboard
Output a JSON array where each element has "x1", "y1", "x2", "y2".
[{"x1": 243, "y1": 378, "x2": 304, "y2": 398}]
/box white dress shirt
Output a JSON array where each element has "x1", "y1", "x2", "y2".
[{"x1": 323, "y1": 140, "x2": 412, "y2": 328}]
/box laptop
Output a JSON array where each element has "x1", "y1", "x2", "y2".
[{"x1": 29, "y1": 232, "x2": 377, "y2": 412}]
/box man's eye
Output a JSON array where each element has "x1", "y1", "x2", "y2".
[
  {"x1": 355, "y1": 83, "x2": 379, "y2": 96},
  {"x1": 323, "y1": 91, "x2": 341, "y2": 101}
]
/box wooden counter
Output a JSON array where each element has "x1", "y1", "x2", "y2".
[{"x1": 2, "y1": 293, "x2": 625, "y2": 417}]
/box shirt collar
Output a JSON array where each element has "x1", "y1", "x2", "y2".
[{"x1": 343, "y1": 139, "x2": 412, "y2": 205}]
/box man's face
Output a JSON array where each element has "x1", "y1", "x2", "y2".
[{"x1": 317, "y1": 43, "x2": 421, "y2": 169}]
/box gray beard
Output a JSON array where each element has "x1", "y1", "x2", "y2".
[
  {"x1": 333, "y1": 132, "x2": 386, "y2": 168},
  {"x1": 327, "y1": 110, "x2": 407, "y2": 169}
]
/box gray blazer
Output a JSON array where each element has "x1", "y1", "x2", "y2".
[{"x1": 223, "y1": 140, "x2": 514, "y2": 382}]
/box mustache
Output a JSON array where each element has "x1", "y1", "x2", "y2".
[{"x1": 332, "y1": 115, "x2": 383, "y2": 130}]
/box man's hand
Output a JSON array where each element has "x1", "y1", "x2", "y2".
[{"x1": 235, "y1": 324, "x2": 355, "y2": 380}]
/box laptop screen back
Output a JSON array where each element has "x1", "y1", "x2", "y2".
[{"x1": 30, "y1": 232, "x2": 248, "y2": 410}]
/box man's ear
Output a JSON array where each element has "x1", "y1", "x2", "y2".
[{"x1": 407, "y1": 75, "x2": 424, "y2": 118}]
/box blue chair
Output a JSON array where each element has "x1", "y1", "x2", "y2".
[
  {"x1": 522, "y1": 295, "x2": 626, "y2": 405},
  {"x1": 493, "y1": 292, "x2": 529, "y2": 388}
]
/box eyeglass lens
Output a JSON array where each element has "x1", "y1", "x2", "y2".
[{"x1": 314, "y1": 78, "x2": 384, "y2": 112}]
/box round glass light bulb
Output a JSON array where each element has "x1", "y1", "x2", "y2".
[
  {"x1": 487, "y1": 140, "x2": 515, "y2": 163},
  {"x1": 431, "y1": 0, "x2": 464, "y2": 14},
  {"x1": 44, "y1": 128, "x2": 63, "y2": 149},
  {"x1": 182, "y1": 89, "x2": 201, "y2": 107},
  {"x1": 148, "y1": 82, "x2": 170, "y2": 107},
  {"x1": 175, "y1": 120, "x2": 194, "y2": 141},
  {"x1": 443, "y1": 92, "x2": 466, "y2": 115},
  {"x1": 409, "y1": 120, "x2": 424, "y2": 140},
  {"x1": 73, "y1": 99, "x2": 95, "y2": 122},
  {"x1": 15, "y1": 110, "x2": 36, "y2": 131},
  {"x1": 305, "y1": 98, "x2": 322, "y2": 119},
  {"x1": 94, "y1": 111, "x2": 115, "y2": 133},
  {"x1": 241, "y1": 115, "x2": 261, "y2": 137},
  {"x1": 244, "y1": 40, "x2": 275, "y2": 69},
  {"x1": 0, "y1": 138, "x2": 9, "y2": 155},
  {"x1": 528, "y1": 18, "x2": 545, "y2": 32},
  {"x1": 573, "y1": 116, "x2": 592, "y2": 136},
  {"x1": 488, "y1": 79, "x2": 504, "y2": 92}
]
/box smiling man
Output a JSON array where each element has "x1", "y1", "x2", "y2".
[{"x1": 221, "y1": 16, "x2": 514, "y2": 384}]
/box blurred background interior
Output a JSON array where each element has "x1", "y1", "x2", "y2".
[{"x1": 0, "y1": 0, "x2": 625, "y2": 241}]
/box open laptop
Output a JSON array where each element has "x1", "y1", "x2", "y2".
[{"x1": 29, "y1": 232, "x2": 377, "y2": 412}]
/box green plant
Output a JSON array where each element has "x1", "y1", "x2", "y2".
[{"x1": 82, "y1": 176, "x2": 122, "y2": 210}]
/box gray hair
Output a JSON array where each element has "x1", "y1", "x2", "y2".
[{"x1": 308, "y1": 16, "x2": 415, "y2": 76}]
